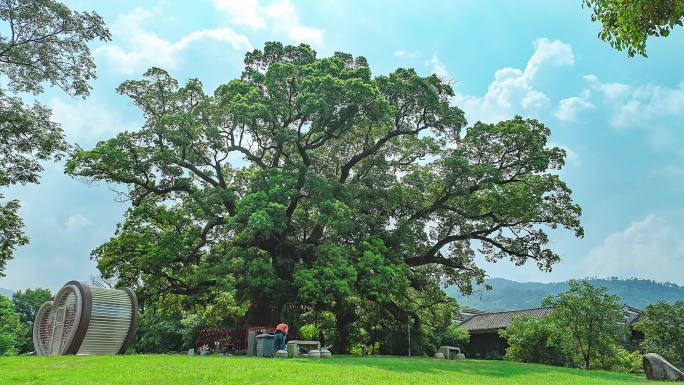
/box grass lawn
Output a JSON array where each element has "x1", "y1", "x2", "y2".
[{"x1": 0, "y1": 355, "x2": 647, "y2": 385}]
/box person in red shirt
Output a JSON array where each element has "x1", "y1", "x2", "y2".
[{"x1": 273, "y1": 323, "x2": 288, "y2": 353}]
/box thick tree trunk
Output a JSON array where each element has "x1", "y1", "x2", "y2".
[
  {"x1": 244, "y1": 301, "x2": 278, "y2": 327},
  {"x1": 585, "y1": 344, "x2": 591, "y2": 370},
  {"x1": 333, "y1": 303, "x2": 356, "y2": 354}
]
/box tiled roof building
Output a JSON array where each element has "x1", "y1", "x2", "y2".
[
  {"x1": 457, "y1": 307, "x2": 553, "y2": 358},
  {"x1": 457, "y1": 305, "x2": 642, "y2": 358},
  {"x1": 459, "y1": 307, "x2": 554, "y2": 334}
]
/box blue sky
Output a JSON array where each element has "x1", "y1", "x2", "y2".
[{"x1": 2, "y1": 0, "x2": 684, "y2": 293}]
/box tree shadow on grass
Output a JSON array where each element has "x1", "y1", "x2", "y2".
[{"x1": 293, "y1": 357, "x2": 644, "y2": 383}]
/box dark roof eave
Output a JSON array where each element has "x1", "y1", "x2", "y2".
[{"x1": 467, "y1": 328, "x2": 504, "y2": 334}]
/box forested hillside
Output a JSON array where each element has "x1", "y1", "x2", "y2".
[
  {"x1": 0, "y1": 288, "x2": 13, "y2": 298},
  {"x1": 447, "y1": 278, "x2": 684, "y2": 312}
]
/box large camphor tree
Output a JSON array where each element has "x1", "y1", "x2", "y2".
[{"x1": 66, "y1": 42, "x2": 583, "y2": 352}]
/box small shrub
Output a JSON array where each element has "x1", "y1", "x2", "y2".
[
  {"x1": 437, "y1": 324, "x2": 470, "y2": 349},
  {"x1": 500, "y1": 315, "x2": 574, "y2": 367},
  {"x1": 613, "y1": 347, "x2": 643, "y2": 374}
]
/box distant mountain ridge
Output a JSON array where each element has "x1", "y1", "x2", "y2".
[
  {"x1": 446, "y1": 277, "x2": 684, "y2": 312},
  {"x1": 0, "y1": 287, "x2": 13, "y2": 298}
]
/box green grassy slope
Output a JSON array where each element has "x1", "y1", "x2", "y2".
[{"x1": 0, "y1": 355, "x2": 644, "y2": 385}]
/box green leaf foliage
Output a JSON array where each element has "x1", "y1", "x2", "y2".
[
  {"x1": 0, "y1": 0, "x2": 110, "y2": 276},
  {"x1": 583, "y1": 0, "x2": 684, "y2": 57},
  {"x1": 500, "y1": 315, "x2": 575, "y2": 367},
  {"x1": 635, "y1": 300, "x2": 684, "y2": 370},
  {"x1": 437, "y1": 323, "x2": 470, "y2": 351},
  {"x1": 11, "y1": 288, "x2": 52, "y2": 327},
  {"x1": 0, "y1": 199, "x2": 28, "y2": 276},
  {"x1": 11, "y1": 287, "x2": 52, "y2": 353},
  {"x1": 590, "y1": 344, "x2": 644, "y2": 374},
  {"x1": 542, "y1": 280, "x2": 626, "y2": 370},
  {"x1": 501, "y1": 310, "x2": 642, "y2": 373},
  {"x1": 133, "y1": 309, "x2": 187, "y2": 353},
  {"x1": 66, "y1": 42, "x2": 583, "y2": 352},
  {"x1": 0, "y1": 294, "x2": 27, "y2": 356}
]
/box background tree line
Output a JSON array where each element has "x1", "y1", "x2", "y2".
[
  {"x1": 447, "y1": 277, "x2": 684, "y2": 312},
  {"x1": 4, "y1": 278, "x2": 684, "y2": 375}
]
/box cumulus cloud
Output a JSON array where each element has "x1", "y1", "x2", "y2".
[
  {"x1": 609, "y1": 82, "x2": 684, "y2": 129},
  {"x1": 523, "y1": 38, "x2": 574, "y2": 81},
  {"x1": 555, "y1": 90, "x2": 595, "y2": 122},
  {"x1": 95, "y1": 7, "x2": 252, "y2": 74},
  {"x1": 521, "y1": 90, "x2": 549, "y2": 110},
  {"x1": 451, "y1": 38, "x2": 573, "y2": 124},
  {"x1": 579, "y1": 215, "x2": 684, "y2": 285},
  {"x1": 212, "y1": 0, "x2": 325, "y2": 47}
]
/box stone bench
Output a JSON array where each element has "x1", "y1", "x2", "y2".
[
  {"x1": 439, "y1": 346, "x2": 465, "y2": 359},
  {"x1": 286, "y1": 340, "x2": 321, "y2": 357}
]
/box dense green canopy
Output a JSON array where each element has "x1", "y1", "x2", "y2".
[
  {"x1": 11, "y1": 287, "x2": 51, "y2": 352},
  {"x1": 542, "y1": 280, "x2": 625, "y2": 370},
  {"x1": 636, "y1": 301, "x2": 684, "y2": 369},
  {"x1": 66, "y1": 42, "x2": 583, "y2": 350},
  {"x1": 584, "y1": 0, "x2": 684, "y2": 57}
]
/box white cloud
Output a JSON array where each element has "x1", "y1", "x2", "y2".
[
  {"x1": 487, "y1": 67, "x2": 530, "y2": 109},
  {"x1": 94, "y1": 7, "x2": 252, "y2": 74},
  {"x1": 450, "y1": 38, "x2": 574, "y2": 124},
  {"x1": 212, "y1": 0, "x2": 266, "y2": 29},
  {"x1": 555, "y1": 90, "x2": 594, "y2": 122},
  {"x1": 584, "y1": 74, "x2": 631, "y2": 101},
  {"x1": 212, "y1": 0, "x2": 325, "y2": 47},
  {"x1": 523, "y1": 38, "x2": 574, "y2": 81},
  {"x1": 585, "y1": 75, "x2": 684, "y2": 137},
  {"x1": 48, "y1": 97, "x2": 141, "y2": 147},
  {"x1": 396, "y1": 50, "x2": 419, "y2": 58},
  {"x1": 521, "y1": 90, "x2": 549, "y2": 110},
  {"x1": 426, "y1": 53, "x2": 449, "y2": 79},
  {"x1": 177, "y1": 28, "x2": 254, "y2": 51},
  {"x1": 579, "y1": 215, "x2": 684, "y2": 285},
  {"x1": 609, "y1": 82, "x2": 684, "y2": 129},
  {"x1": 590, "y1": 79, "x2": 684, "y2": 149},
  {"x1": 64, "y1": 214, "x2": 93, "y2": 234}
]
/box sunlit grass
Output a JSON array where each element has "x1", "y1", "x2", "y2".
[{"x1": 0, "y1": 355, "x2": 646, "y2": 385}]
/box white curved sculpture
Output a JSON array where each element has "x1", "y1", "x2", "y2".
[{"x1": 33, "y1": 281, "x2": 138, "y2": 356}]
